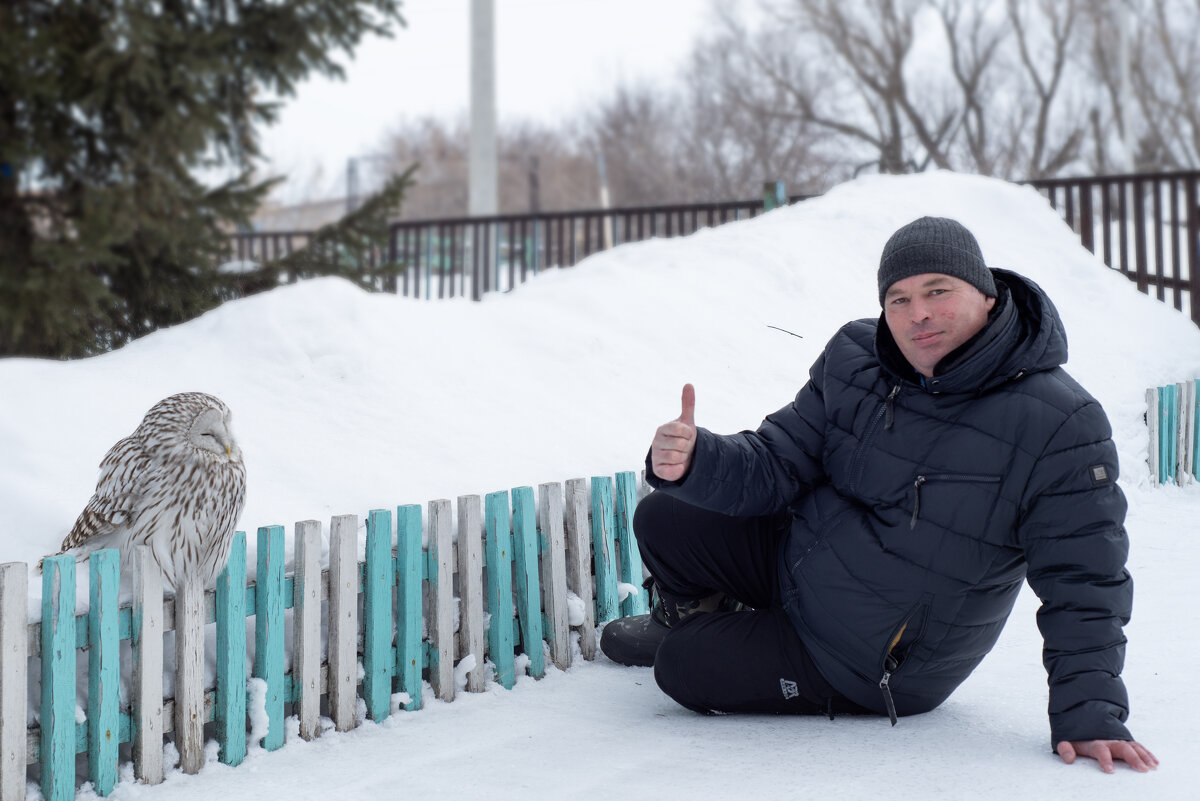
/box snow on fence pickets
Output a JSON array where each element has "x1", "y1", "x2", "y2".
[
  {"x1": 1146, "y1": 381, "x2": 1200, "y2": 485},
  {"x1": 0, "y1": 472, "x2": 650, "y2": 800}
]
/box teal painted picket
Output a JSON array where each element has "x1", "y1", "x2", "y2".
[
  {"x1": 363, "y1": 509, "x2": 393, "y2": 721},
  {"x1": 0, "y1": 471, "x2": 648, "y2": 800},
  {"x1": 215, "y1": 530, "x2": 247, "y2": 766},
  {"x1": 590, "y1": 477, "x2": 619, "y2": 623},
  {"x1": 1147, "y1": 381, "x2": 1199, "y2": 485},
  {"x1": 615, "y1": 472, "x2": 648, "y2": 618},
  {"x1": 40, "y1": 555, "x2": 75, "y2": 801},
  {"x1": 254, "y1": 526, "x2": 286, "y2": 751},
  {"x1": 86, "y1": 550, "x2": 118, "y2": 796},
  {"x1": 396, "y1": 504, "x2": 423, "y2": 712},
  {"x1": 513, "y1": 486, "x2": 545, "y2": 680},
  {"x1": 485, "y1": 490, "x2": 516, "y2": 690}
]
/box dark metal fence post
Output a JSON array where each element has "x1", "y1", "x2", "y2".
[
  {"x1": 1079, "y1": 182, "x2": 1094, "y2": 254},
  {"x1": 1134, "y1": 176, "x2": 1149, "y2": 294},
  {"x1": 1101, "y1": 179, "x2": 1113, "y2": 267},
  {"x1": 470, "y1": 223, "x2": 481, "y2": 301},
  {"x1": 483, "y1": 223, "x2": 492, "y2": 295},
  {"x1": 1118, "y1": 180, "x2": 1131, "y2": 285},
  {"x1": 387, "y1": 228, "x2": 398, "y2": 293},
  {"x1": 1171, "y1": 177, "x2": 1182, "y2": 309},
  {"x1": 414, "y1": 227, "x2": 423, "y2": 300},
  {"x1": 1152, "y1": 179, "x2": 1165, "y2": 303},
  {"x1": 1188, "y1": 176, "x2": 1200, "y2": 326}
]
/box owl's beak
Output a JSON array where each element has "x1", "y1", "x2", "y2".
[{"x1": 226, "y1": 445, "x2": 232, "y2": 457}]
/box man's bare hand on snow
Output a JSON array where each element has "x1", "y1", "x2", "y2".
[{"x1": 1057, "y1": 739, "x2": 1159, "y2": 773}]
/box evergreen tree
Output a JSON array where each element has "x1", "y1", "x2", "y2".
[
  {"x1": 0, "y1": 0, "x2": 404, "y2": 358},
  {"x1": 268, "y1": 168, "x2": 417, "y2": 293}
]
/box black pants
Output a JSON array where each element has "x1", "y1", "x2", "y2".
[{"x1": 634, "y1": 491, "x2": 870, "y2": 716}]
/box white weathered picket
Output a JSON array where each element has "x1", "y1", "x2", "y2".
[
  {"x1": 456, "y1": 496, "x2": 486, "y2": 694},
  {"x1": 174, "y1": 572, "x2": 206, "y2": 775},
  {"x1": 0, "y1": 472, "x2": 646, "y2": 800},
  {"x1": 327, "y1": 514, "x2": 358, "y2": 732},
  {"x1": 131, "y1": 546, "x2": 163, "y2": 785},
  {"x1": 564, "y1": 478, "x2": 597, "y2": 660},
  {"x1": 294, "y1": 520, "x2": 322, "y2": 740},
  {"x1": 538, "y1": 482, "x2": 571, "y2": 671},
  {"x1": 1147, "y1": 380, "x2": 1200, "y2": 485},
  {"x1": 426, "y1": 499, "x2": 455, "y2": 702},
  {"x1": 0, "y1": 563, "x2": 27, "y2": 801}
]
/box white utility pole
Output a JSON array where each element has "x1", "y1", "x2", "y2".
[{"x1": 469, "y1": 0, "x2": 498, "y2": 216}]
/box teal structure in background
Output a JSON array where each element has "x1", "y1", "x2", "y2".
[{"x1": 1147, "y1": 379, "x2": 1199, "y2": 485}]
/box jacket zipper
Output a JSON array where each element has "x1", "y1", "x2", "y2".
[
  {"x1": 883, "y1": 383, "x2": 901, "y2": 429},
  {"x1": 849, "y1": 384, "x2": 901, "y2": 493},
  {"x1": 909, "y1": 473, "x2": 1002, "y2": 530},
  {"x1": 910, "y1": 476, "x2": 926, "y2": 529},
  {"x1": 875, "y1": 601, "x2": 932, "y2": 727},
  {"x1": 879, "y1": 655, "x2": 899, "y2": 726}
]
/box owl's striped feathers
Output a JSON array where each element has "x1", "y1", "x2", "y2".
[{"x1": 59, "y1": 392, "x2": 247, "y2": 589}]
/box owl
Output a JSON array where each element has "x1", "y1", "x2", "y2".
[{"x1": 57, "y1": 392, "x2": 247, "y2": 590}]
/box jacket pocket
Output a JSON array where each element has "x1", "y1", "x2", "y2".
[
  {"x1": 877, "y1": 599, "x2": 932, "y2": 725},
  {"x1": 848, "y1": 384, "x2": 902, "y2": 495},
  {"x1": 909, "y1": 472, "x2": 1002, "y2": 530}
]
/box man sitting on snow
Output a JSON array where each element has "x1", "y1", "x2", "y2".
[{"x1": 601, "y1": 216, "x2": 1157, "y2": 773}]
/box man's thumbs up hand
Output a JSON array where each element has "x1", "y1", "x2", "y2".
[{"x1": 651, "y1": 384, "x2": 698, "y2": 482}]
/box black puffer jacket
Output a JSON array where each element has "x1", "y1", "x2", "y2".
[{"x1": 658, "y1": 269, "x2": 1133, "y2": 747}]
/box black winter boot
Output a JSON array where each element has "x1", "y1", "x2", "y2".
[{"x1": 599, "y1": 578, "x2": 745, "y2": 667}]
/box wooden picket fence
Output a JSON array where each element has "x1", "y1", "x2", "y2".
[
  {"x1": 0, "y1": 472, "x2": 649, "y2": 800},
  {"x1": 1147, "y1": 381, "x2": 1199, "y2": 485}
]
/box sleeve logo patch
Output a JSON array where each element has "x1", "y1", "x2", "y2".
[{"x1": 1090, "y1": 465, "x2": 1109, "y2": 484}]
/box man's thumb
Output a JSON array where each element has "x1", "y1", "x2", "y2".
[{"x1": 680, "y1": 383, "x2": 696, "y2": 427}]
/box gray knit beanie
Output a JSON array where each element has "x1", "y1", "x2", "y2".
[{"x1": 877, "y1": 216, "x2": 996, "y2": 305}]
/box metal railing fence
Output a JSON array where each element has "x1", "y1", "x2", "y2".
[
  {"x1": 228, "y1": 172, "x2": 1200, "y2": 326},
  {"x1": 1027, "y1": 170, "x2": 1200, "y2": 325},
  {"x1": 227, "y1": 198, "x2": 776, "y2": 301}
]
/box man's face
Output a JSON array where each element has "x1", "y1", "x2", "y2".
[{"x1": 883, "y1": 273, "x2": 996, "y2": 378}]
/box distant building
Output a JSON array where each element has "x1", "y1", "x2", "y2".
[{"x1": 251, "y1": 197, "x2": 348, "y2": 232}]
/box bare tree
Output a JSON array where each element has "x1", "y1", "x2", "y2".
[
  {"x1": 704, "y1": 0, "x2": 975, "y2": 177},
  {"x1": 1079, "y1": 0, "x2": 1129, "y2": 172},
  {"x1": 1131, "y1": 0, "x2": 1200, "y2": 168},
  {"x1": 377, "y1": 117, "x2": 601, "y2": 218},
  {"x1": 789, "y1": 0, "x2": 960, "y2": 172},
  {"x1": 584, "y1": 84, "x2": 694, "y2": 206},
  {"x1": 379, "y1": 117, "x2": 469, "y2": 218},
  {"x1": 358, "y1": 0, "x2": 1200, "y2": 223},
  {"x1": 1005, "y1": 0, "x2": 1087, "y2": 178},
  {"x1": 674, "y1": 20, "x2": 842, "y2": 198},
  {"x1": 1078, "y1": 0, "x2": 1200, "y2": 172},
  {"x1": 731, "y1": 0, "x2": 1100, "y2": 180},
  {"x1": 498, "y1": 121, "x2": 600, "y2": 213},
  {"x1": 933, "y1": 0, "x2": 1015, "y2": 176}
]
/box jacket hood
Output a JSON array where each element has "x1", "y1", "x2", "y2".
[{"x1": 875, "y1": 267, "x2": 1068, "y2": 395}]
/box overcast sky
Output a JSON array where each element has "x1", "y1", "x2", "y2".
[{"x1": 259, "y1": 0, "x2": 740, "y2": 203}]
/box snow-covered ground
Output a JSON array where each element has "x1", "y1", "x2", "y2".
[{"x1": 1, "y1": 172, "x2": 1197, "y2": 799}]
